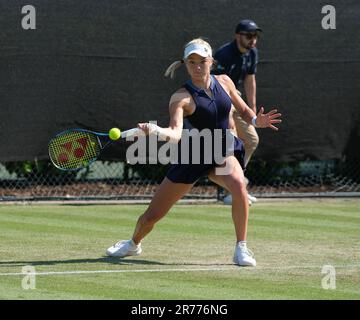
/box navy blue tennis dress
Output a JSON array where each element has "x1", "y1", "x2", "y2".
[{"x1": 166, "y1": 75, "x2": 245, "y2": 184}]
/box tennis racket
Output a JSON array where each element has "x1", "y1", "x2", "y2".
[{"x1": 48, "y1": 127, "x2": 143, "y2": 171}]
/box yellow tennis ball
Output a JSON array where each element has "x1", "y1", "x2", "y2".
[{"x1": 109, "y1": 128, "x2": 121, "y2": 140}]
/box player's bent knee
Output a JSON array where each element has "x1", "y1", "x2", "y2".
[
  {"x1": 231, "y1": 187, "x2": 248, "y2": 203},
  {"x1": 227, "y1": 179, "x2": 247, "y2": 196}
]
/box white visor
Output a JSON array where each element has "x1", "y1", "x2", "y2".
[{"x1": 183, "y1": 43, "x2": 212, "y2": 59}]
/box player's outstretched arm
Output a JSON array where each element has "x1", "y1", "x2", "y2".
[
  {"x1": 218, "y1": 74, "x2": 282, "y2": 131},
  {"x1": 137, "y1": 89, "x2": 189, "y2": 142}
]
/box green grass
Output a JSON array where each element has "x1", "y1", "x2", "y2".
[{"x1": 0, "y1": 199, "x2": 359, "y2": 299}]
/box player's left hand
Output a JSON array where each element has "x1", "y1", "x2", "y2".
[{"x1": 256, "y1": 107, "x2": 282, "y2": 131}]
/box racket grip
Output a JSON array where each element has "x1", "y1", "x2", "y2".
[{"x1": 121, "y1": 128, "x2": 145, "y2": 138}]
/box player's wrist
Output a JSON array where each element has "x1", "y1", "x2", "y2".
[
  {"x1": 148, "y1": 123, "x2": 168, "y2": 140},
  {"x1": 251, "y1": 116, "x2": 258, "y2": 127}
]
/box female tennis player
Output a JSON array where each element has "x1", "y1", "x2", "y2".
[{"x1": 106, "y1": 38, "x2": 281, "y2": 266}]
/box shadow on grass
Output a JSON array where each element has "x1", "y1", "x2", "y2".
[
  {"x1": 0, "y1": 257, "x2": 233, "y2": 267},
  {"x1": 0, "y1": 257, "x2": 163, "y2": 267}
]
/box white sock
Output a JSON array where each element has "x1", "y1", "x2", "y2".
[
  {"x1": 130, "y1": 239, "x2": 139, "y2": 248},
  {"x1": 237, "y1": 241, "x2": 247, "y2": 249}
]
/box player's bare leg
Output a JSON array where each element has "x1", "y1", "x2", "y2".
[
  {"x1": 132, "y1": 178, "x2": 193, "y2": 244},
  {"x1": 208, "y1": 156, "x2": 256, "y2": 266},
  {"x1": 208, "y1": 156, "x2": 248, "y2": 241},
  {"x1": 106, "y1": 178, "x2": 193, "y2": 257}
]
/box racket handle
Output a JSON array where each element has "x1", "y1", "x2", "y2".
[{"x1": 121, "y1": 128, "x2": 144, "y2": 138}]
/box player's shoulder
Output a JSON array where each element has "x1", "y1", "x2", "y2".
[
  {"x1": 214, "y1": 74, "x2": 234, "y2": 89},
  {"x1": 173, "y1": 87, "x2": 190, "y2": 96},
  {"x1": 214, "y1": 74, "x2": 232, "y2": 84},
  {"x1": 169, "y1": 88, "x2": 192, "y2": 106}
]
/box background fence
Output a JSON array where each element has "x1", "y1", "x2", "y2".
[
  {"x1": 1, "y1": 158, "x2": 359, "y2": 201},
  {"x1": 1, "y1": 0, "x2": 359, "y2": 201}
]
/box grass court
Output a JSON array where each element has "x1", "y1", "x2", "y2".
[{"x1": 0, "y1": 199, "x2": 359, "y2": 299}]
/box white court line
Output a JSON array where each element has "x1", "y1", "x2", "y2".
[{"x1": 0, "y1": 264, "x2": 359, "y2": 277}]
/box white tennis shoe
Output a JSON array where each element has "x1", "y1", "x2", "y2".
[
  {"x1": 106, "y1": 240, "x2": 142, "y2": 257},
  {"x1": 222, "y1": 194, "x2": 232, "y2": 205},
  {"x1": 247, "y1": 194, "x2": 258, "y2": 203},
  {"x1": 222, "y1": 194, "x2": 253, "y2": 206},
  {"x1": 233, "y1": 242, "x2": 256, "y2": 267}
]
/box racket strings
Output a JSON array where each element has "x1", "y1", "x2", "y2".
[{"x1": 49, "y1": 131, "x2": 101, "y2": 170}]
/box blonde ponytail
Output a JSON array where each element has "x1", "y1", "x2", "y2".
[{"x1": 164, "y1": 60, "x2": 183, "y2": 79}]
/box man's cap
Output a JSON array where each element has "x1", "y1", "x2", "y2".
[
  {"x1": 184, "y1": 43, "x2": 212, "y2": 59},
  {"x1": 235, "y1": 19, "x2": 262, "y2": 33}
]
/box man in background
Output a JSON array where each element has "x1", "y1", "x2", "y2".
[{"x1": 212, "y1": 19, "x2": 262, "y2": 205}]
